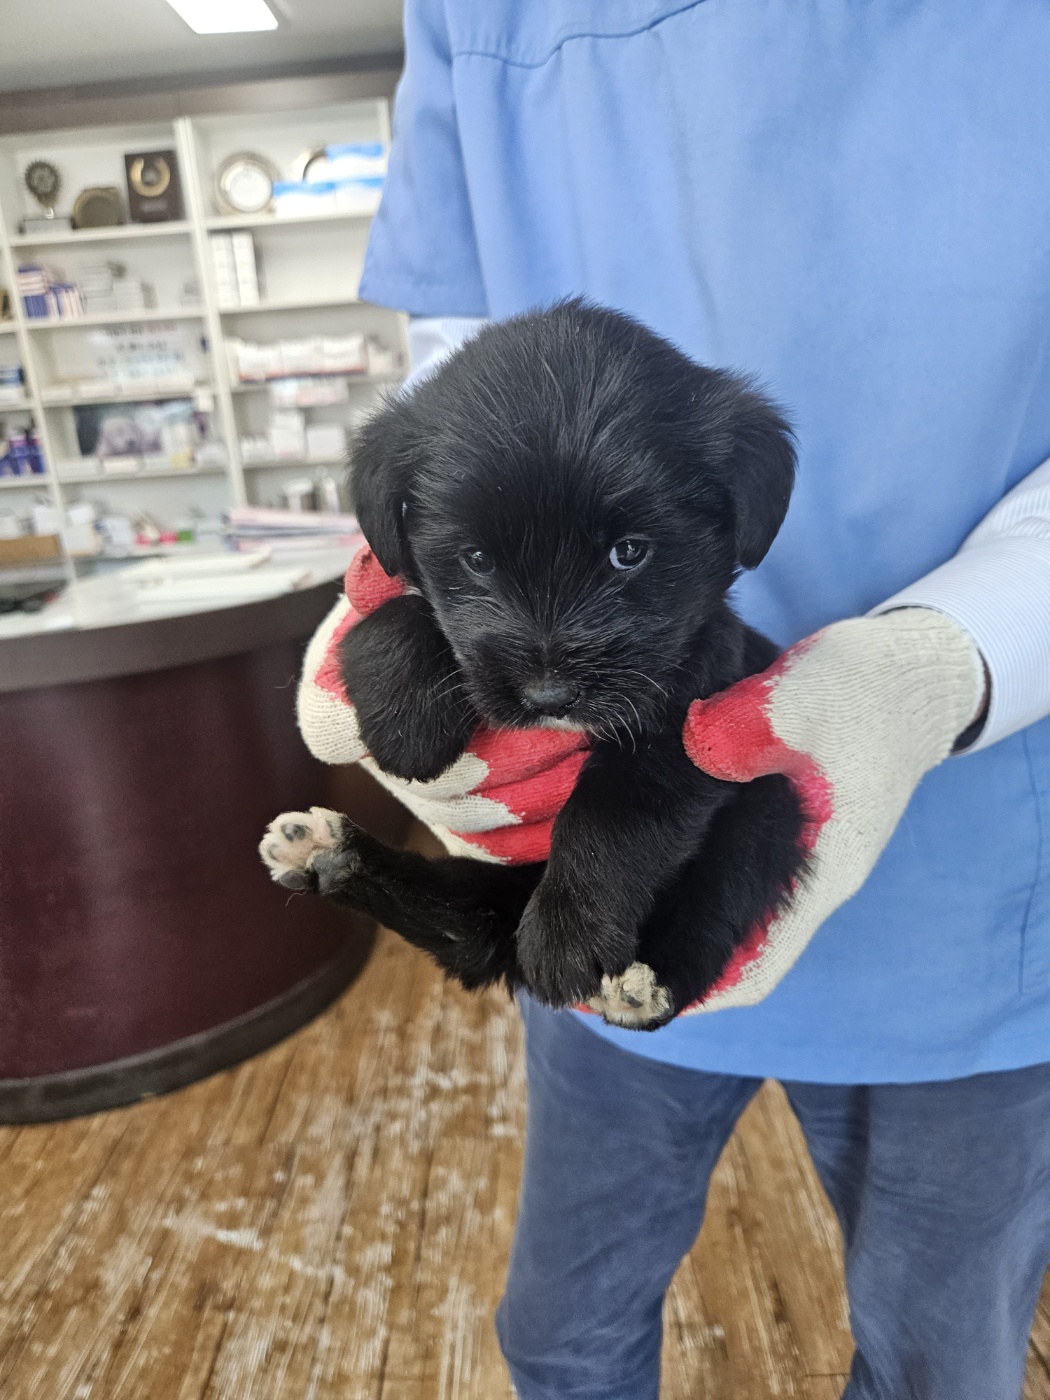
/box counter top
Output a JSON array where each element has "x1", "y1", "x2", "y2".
[{"x1": 0, "y1": 548, "x2": 352, "y2": 693}]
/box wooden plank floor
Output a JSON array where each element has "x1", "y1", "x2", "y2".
[{"x1": 2, "y1": 927, "x2": 1048, "y2": 1400}]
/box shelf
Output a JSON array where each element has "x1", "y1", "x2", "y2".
[
  {"x1": 0, "y1": 474, "x2": 48, "y2": 490},
  {"x1": 205, "y1": 209, "x2": 374, "y2": 231},
  {"x1": 230, "y1": 372, "x2": 395, "y2": 393},
  {"x1": 243, "y1": 456, "x2": 346, "y2": 470},
  {"x1": 0, "y1": 100, "x2": 400, "y2": 526},
  {"x1": 218, "y1": 293, "x2": 362, "y2": 316},
  {"x1": 40, "y1": 382, "x2": 212, "y2": 407},
  {"x1": 57, "y1": 464, "x2": 228, "y2": 485},
  {"x1": 10, "y1": 222, "x2": 192, "y2": 248},
  {"x1": 25, "y1": 307, "x2": 204, "y2": 330}
]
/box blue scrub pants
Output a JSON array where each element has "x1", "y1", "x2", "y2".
[{"x1": 497, "y1": 998, "x2": 1050, "y2": 1400}]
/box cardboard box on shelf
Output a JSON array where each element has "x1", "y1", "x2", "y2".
[{"x1": 0, "y1": 533, "x2": 61, "y2": 565}]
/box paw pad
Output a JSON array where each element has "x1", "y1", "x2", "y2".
[
  {"x1": 259, "y1": 807, "x2": 345, "y2": 890},
  {"x1": 587, "y1": 962, "x2": 673, "y2": 1029}
]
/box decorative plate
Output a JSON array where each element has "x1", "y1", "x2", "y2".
[
  {"x1": 72, "y1": 186, "x2": 125, "y2": 229},
  {"x1": 215, "y1": 152, "x2": 280, "y2": 216}
]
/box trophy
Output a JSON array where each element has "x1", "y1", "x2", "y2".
[{"x1": 22, "y1": 161, "x2": 72, "y2": 234}]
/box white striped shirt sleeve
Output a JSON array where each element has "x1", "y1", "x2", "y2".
[
  {"x1": 874, "y1": 457, "x2": 1050, "y2": 751},
  {"x1": 403, "y1": 315, "x2": 489, "y2": 394}
]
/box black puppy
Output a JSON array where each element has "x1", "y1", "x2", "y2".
[{"x1": 261, "y1": 301, "x2": 806, "y2": 1029}]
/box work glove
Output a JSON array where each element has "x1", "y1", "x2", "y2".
[
  {"x1": 297, "y1": 541, "x2": 590, "y2": 865},
  {"x1": 679, "y1": 610, "x2": 987, "y2": 1011}
]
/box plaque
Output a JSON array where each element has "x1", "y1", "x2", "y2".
[{"x1": 124, "y1": 149, "x2": 184, "y2": 223}]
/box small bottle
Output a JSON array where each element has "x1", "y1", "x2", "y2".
[{"x1": 315, "y1": 472, "x2": 343, "y2": 513}]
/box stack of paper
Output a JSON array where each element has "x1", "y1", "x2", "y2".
[
  {"x1": 119, "y1": 548, "x2": 313, "y2": 608},
  {"x1": 224, "y1": 506, "x2": 361, "y2": 555}
]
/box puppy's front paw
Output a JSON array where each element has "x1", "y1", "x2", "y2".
[
  {"x1": 588, "y1": 962, "x2": 674, "y2": 1031},
  {"x1": 259, "y1": 807, "x2": 356, "y2": 893},
  {"x1": 516, "y1": 885, "x2": 626, "y2": 1007}
]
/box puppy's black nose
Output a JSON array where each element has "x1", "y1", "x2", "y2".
[{"x1": 522, "y1": 677, "x2": 579, "y2": 715}]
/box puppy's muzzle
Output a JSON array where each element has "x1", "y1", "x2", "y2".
[{"x1": 521, "y1": 675, "x2": 580, "y2": 717}]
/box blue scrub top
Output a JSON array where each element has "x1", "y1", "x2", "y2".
[{"x1": 360, "y1": 0, "x2": 1050, "y2": 1084}]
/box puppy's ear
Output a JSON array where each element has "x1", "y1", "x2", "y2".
[
  {"x1": 720, "y1": 380, "x2": 796, "y2": 570},
  {"x1": 351, "y1": 398, "x2": 423, "y2": 577}
]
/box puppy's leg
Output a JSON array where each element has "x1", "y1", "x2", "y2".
[
  {"x1": 516, "y1": 735, "x2": 735, "y2": 1007},
  {"x1": 260, "y1": 809, "x2": 540, "y2": 991},
  {"x1": 340, "y1": 594, "x2": 479, "y2": 782},
  {"x1": 595, "y1": 774, "x2": 806, "y2": 1029}
]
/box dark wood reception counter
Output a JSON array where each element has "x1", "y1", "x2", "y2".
[{"x1": 0, "y1": 561, "x2": 399, "y2": 1122}]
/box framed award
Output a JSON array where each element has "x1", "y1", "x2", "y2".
[{"x1": 124, "y1": 149, "x2": 184, "y2": 223}]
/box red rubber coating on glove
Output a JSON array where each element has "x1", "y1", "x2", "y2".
[
  {"x1": 683, "y1": 642, "x2": 833, "y2": 847},
  {"x1": 344, "y1": 546, "x2": 405, "y2": 615}
]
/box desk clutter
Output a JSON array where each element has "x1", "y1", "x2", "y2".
[
  {"x1": 0, "y1": 358, "x2": 28, "y2": 406},
  {"x1": 18, "y1": 264, "x2": 87, "y2": 321},
  {"x1": 0, "y1": 423, "x2": 45, "y2": 478},
  {"x1": 0, "y1": 493, "x2": 218, "y2": 559},
  {"x1": 228, "y1": 331, "x2": 398, "y2": 478},
  {"x1": 37, "y1": 321, "x2": 210, "y2": 406},
  {"x1": 225, "y1": 332, "x2": 397, "y2": 384},
  {"x1": 224, "y1": 505, "x2": 359, "y2": 554},
  {"x1": 17, "y1": 258, "x2": 200, "y2": 321},
  {"x1": 239, "y1": 413, "x2": 347, "y2": 468},
  {"x1": 0, "y1": 493, "x2": 358, "y2": 564},
  {"x1": 66, "y1": 397, "x2": 227, "y2": 476}
]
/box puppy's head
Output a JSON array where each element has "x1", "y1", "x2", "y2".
[{"x1": 352, "y1": 301, "x2": 794, "y2": 736}]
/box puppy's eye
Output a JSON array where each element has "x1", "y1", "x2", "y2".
[
  {"x1": 609, "y1": 537, "x2": 651, "y2": 571},
  {"x1": 460, "y1": 547, "x2": 495, "y2": 576}
]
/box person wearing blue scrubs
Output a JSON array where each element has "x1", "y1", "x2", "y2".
[{"x1": 356, "y1": 4, "x2": 1050, "y2": 1396}]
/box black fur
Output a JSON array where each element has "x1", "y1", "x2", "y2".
[{"x1": 310, "y1": 302, "x2": 806, "y2": 1026}]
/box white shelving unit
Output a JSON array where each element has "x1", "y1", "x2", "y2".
[
  {"x1": 39, "y1": 381, "x2": 212, "y2": 407},
  {"x1": 23, "y1": 307, "x2": 205, "y2": 330},
  {"x1": 218, "y1": 293, "x2": 363, "y2": 315},
  {"x1": 10, "y1": 221, "x2": 194, "y2": 249},
  {"x1": 0, "y1": 99, "x2": 405, "y2": 533},
  {"x1": 204, "y1": 210, "x2": 372, "y2": 232}
]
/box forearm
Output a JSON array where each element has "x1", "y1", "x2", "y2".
[{"x1": 872, "y1": 456, "x2": 1050, "y2": 750}]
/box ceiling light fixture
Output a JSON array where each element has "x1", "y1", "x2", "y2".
[{"x1": 164, "y1": 0, "x2": 279, "y2": 34}]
